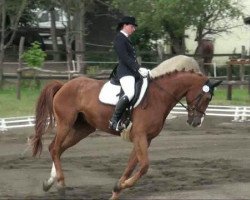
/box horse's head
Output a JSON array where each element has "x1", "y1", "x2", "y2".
[{"x1": 185, "y1": 79, "x2": 222, "y2": 127}]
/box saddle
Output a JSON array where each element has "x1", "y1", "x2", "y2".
[{"x1": 99, "y1": 74, "x2": 149, "y2": 130}]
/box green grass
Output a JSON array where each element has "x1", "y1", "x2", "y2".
[
  {"x1": 0, "y1": 84, "x2": 249, "y2": 118},
  {"x1": 212, "y1": 87, "x2": 250, "y2": 106},
  {"x1": 0, "y1": 86, "x2": 42, "y2": 117}
]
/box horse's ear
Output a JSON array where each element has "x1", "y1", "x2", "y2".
[{"x1": 210, "y1": 80, "x2": 223, "y2": 89}]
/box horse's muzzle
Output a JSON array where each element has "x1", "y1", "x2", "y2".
[{"x1": 187, "y1": 116, "x2": 203, "y2": 127}]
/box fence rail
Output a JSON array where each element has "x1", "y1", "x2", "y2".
[
  {"x1": 1, "y1": 105, "x2": 249, "y2": 132},
  {"x1": 0, "y1": 116, "x2": 35, "y2": 131}
]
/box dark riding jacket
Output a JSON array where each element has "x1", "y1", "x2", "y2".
[{"x1": 113, "y1": 31, "x2": 141, "y2": 79}]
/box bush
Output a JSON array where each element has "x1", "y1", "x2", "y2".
[{"x1": 22, "y1": 41, "x2": 46, "y2": 68}]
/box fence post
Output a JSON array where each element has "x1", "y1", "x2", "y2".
[
  {"x1": 0, "y1": 118, "x2": 6, "y2": 131},
  {"x1": 233, "y1": 107, "x2": 240, "y2": 121},
  {"x1": 248, "y1": 76, "x2": 250, "y2": 95},
  {"x1": 213, "y1": 62, "x2": 217, "y2": 77},
  {"x1": 227, "y1": 62, "x2": 232, "y2": 100},
  {"x1": 241, "y1": 107, "x2": 247, "y2": 121},
  {"x1": 16, "y1": 36, "x2": 25, "y2": 100}
]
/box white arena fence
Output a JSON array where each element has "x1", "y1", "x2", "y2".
[
  {"x1": 0, "y1": 105, "x2": 249, "y2": 132},
  {"x1": 0, "y1": 116, "x2": 35, "y2": 132}
]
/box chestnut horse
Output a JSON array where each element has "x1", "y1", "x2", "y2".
[{"x1": 32, "y1": 55, "x2": 222, "y2": 200}]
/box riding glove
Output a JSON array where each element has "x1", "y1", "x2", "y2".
[{"x1": 138, "y1": 67, "x2": 150, "y2": 78}]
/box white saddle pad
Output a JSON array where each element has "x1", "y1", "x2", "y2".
[{"x1": 99, "y1": 77, "x2": 148, "y2": 108}]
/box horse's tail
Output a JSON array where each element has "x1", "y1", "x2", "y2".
[{"x1": 32, "y1": 81, "x2": 63, "y2": 157}]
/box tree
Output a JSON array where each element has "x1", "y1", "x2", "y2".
[
  {"x1": 111, "y1": 0, "x2": 243, "y2": 55},
  {"x1": 111, "y1": 0, "x2": 191, "y2": 54},
  {"x1": 49, "y1": 6, "x2": 60, "y2": 61},
  {"x1": 0, "y1": 0, "x2": 28, "y2": 88},
  {"x1": 51, "y1": 0, "x2": 95, "y2": 73},
  {"x1": 6, "y1": 0, "x2": 96, "y2": 72},
  {"x1": 190, "y1": 0, "x2": 243, "y2": 53},
  {"x1": 36, "y1": 0, "x2": 61, "y2": 61}
]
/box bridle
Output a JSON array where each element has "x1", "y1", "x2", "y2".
[
  {"x1": 152, "y1": 80, "x2": 213, "y2": 116},
  {"x1": 185, "y1": 92, "x2": 208, "y2": 116}
]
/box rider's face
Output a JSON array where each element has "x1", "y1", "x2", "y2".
[{"x1": 123, "y1": 24, "x2": 136, "y2": 36}]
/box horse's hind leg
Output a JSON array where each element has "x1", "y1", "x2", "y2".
[
  {"x1": 43, "y1": 135, "x2": 56, "y2": 192},
  {"x1": 44, "y1": 119, "x2": 95, "y2": 194},
  {"x1": 42, "y1": 121, "x2": 70, "y2": 194},
  {"x1": 49, "y1": 121, "x2": 71, "y2": 194}
]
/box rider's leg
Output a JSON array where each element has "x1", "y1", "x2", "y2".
[
  {"x1": 120, "y1": 76, "x2": 135, "y2": 102},
  {"x1": 109, "y1": 76, "x2": 135, "y2": 131}
]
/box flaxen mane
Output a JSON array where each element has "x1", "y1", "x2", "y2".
[{"x1": 150, "y1": 55, "x2": 201, "y2": 78}]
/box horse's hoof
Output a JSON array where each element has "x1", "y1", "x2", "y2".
[
  {"x1": 43, "y1": 181, "x2": 53, "y2": 192},
  {"x1": 57, "y1": 184, "x2": 66, "y2": 196},
  {"x1": 109, "y1": 191, "x2": 119, "y2": 200},
  {"x1": 113, "y1": 181, "x2": 122, "y2": 193}
]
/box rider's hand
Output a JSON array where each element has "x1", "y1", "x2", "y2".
[{"x1": 138, "y1": 67, "x2": 150, "y2": 78}]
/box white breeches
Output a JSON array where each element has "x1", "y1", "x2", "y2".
[{"x1": 120, "y1": 76, "x2": 135, "y2": 101}]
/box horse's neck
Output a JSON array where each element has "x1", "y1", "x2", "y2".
[{"x1": 155, "y1": 72, "x2": 202, "y2": 102}]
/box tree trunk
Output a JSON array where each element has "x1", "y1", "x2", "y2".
[
  {"x1": 0, "y1": 0, "x2": 27, "y2": 88},
  {"x1": 3, "y1": 0, "x2": 27, "y2": 48},
  {"x1": 74, "y1": 2, "x2": 85, "y2": 74},
  {"x1": 0, "y1": 0, "x2": 6, "y2": 88},
  {"x1": 0, "y1": 50, "x2": 4, "y2": 88},
  {"x1": 16, "y1": 36, "x2": 25, "y2": 100},
  {"x1": 169, "y1": 34, "x2": 186, "y2": 55},
  {"x1": 65, "y1": 12, "x2": 73, "y2": 71},
  {"x1": 49, "y1": 7, "x2": 60, "y2": 61}
]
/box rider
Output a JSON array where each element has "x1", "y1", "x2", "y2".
[{"x1": 109, "y1": 16, "x2": 149, "y2": 131}]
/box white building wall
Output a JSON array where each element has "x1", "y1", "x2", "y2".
[{"x1": 185, "y1": 0, "x2": 250, "y2": 65}]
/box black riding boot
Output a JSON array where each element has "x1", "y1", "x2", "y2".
[{"x1": 109, "y1": 95, "x2": 130, "y2": 131}]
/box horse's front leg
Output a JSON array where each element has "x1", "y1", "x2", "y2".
[
  {"x1": 111, "y1": 148, "x2": 138, "y2": 199},
  {"x1": 110, "y1": 135, "x2": 149, "y2": 200}
]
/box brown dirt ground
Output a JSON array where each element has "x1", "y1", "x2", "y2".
[{"x1": 0, "y1": 115, "x2": 250, "y2": 200}]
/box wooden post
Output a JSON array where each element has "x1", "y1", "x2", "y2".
[
  {"x1": 239, "y1": 64, "x2": 245, "y2": 81},
  {"x1": 227, "y1": 62, "x2": 232, "y2": 100},
  {"x1": 240, "y1": 46, "x2": 246, "y2": 89},
  {"x1": 248, "y1": 76, "x2": 250, "y2": 95},
  {"x1": 239, "y1": 63, "x2": 245, "y2": 90},
  {"x1": 16, "y1": 36, "x2": 25, "y2": 100}
]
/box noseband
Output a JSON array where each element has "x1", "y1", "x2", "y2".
[{"x1": 185, "y1": 92, "x2": 207, "y2": 116}]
